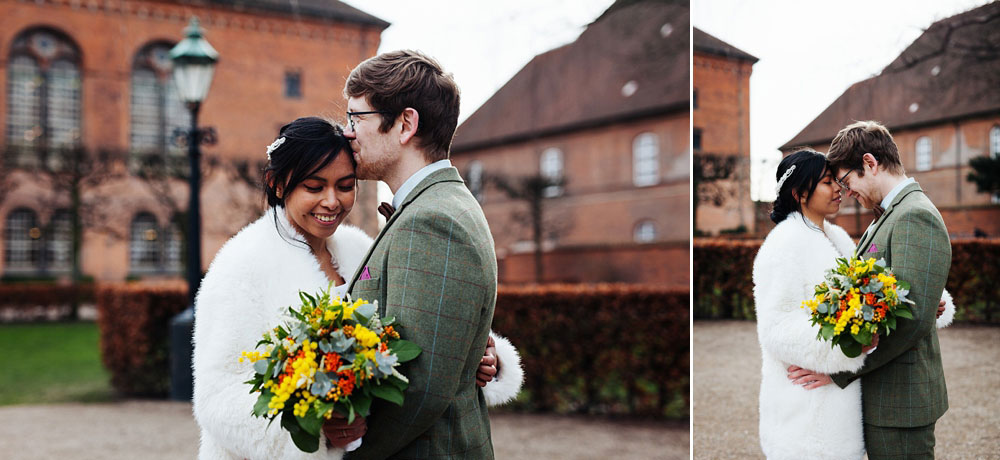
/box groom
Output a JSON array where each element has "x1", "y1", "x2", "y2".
[
  {"x1": 338, "y1": 50, "x2": 497, "y2": 459},
  {"x1": 793, "y1": 121, "x2": 951, "y2": 459}
]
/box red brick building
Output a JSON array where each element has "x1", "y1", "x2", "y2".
[
  {"x1": 692, "y1": 28, "x2": 756, "y2": 236},
  {"x1": 0, "y1": 0, "x2": 387, "y2": 280},
  {"x1": 450, "y1": 0, "x2": 689, "y2": 288},
  {"x1": 781, "y1": 2, "x2": 1000, "y2": 238}
]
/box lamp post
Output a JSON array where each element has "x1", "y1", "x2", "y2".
[{"x1": 168, "y1": 17, "x2": 218, "y2": 401}]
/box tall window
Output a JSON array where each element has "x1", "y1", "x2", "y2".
[
  {"x1": 633, "y1": 133, "x2": 660, "y2": 187},
  {"x1": 4, "y1": 208, "x2": 43, "y2": 273},
  {"x1": 46, "y1": 209, "x2": 72, "y2": 272},
  {"x1": 634, "y1": 220, "x2": 657, "y2": 243},
  {"x1": 990, "y1": 125, "x2": 1000, "y2": 159},
  {"x1": 915, "y1": 136, "x2": 932, "y2": 171},
  {"x1": 540, "y1": 148, "x2": 564, "y2": 198},
  {"x1": 285, "y1": 70, "x2": 302, "y2": 99},
  {"x1": 466, "y1": 160, "x2": 485, "y2": 203},
  {"x1": 693, "y1": 128, "x2": 703, "y2": 152},
  {"x1": 164, "y1": 216, "x2": 184, "y2": 274},
  {"x1": 6, "y1": 28, "x2": 82, "y2": 166},
  {"x1": 131, "y1": 42, "x2": 189, "y2": 160}
]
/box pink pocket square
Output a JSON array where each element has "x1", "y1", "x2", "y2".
[
  {"x1": 867, "y1": 243, "x2": 878, "y2": 253},
  {"x1": 359, "y1": 266, "x2": 372, "y2": 281}
]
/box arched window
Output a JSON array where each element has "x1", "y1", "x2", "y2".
[
  {"x1": 634, "y1": 220, "x2": 657, "y2": 243},
  {"x1": 130, "y1": 213, "x2": 162, "y2": 272},
  {"x1": 131, "y1": 42, "x2": 189, "y2": 160},
  {"x1": 633, "y1": 133, "x2": 660, "y2": 186},
  {"x1": 466, "y1": 160, "x2": 485, "y2": 203},
  {"x1": 4, "y1": 208, "x2": 43, "y2": 273},
  {"x1": 540, "y1": 148, "x2": 564, "y2": 198},
  {"x1": 46, "y1": 209, "x2": 72, "y2": 272},
  {"x1": 915, "y1": 136, "x2": 932, "y2": 171},
  {"x1": 6, "y1": 28, "x2": 82, "y2": 166},
  {"x1": 990, "y1": 125, "x2": 1000, "y2": 159}
]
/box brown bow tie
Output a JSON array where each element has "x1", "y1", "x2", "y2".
[
  {"x1": 378, "y1": 202, "x2": 395, "y2": 220},
  {"x1": 872, "y1": 204, "x2": 885, "y2": 219}
]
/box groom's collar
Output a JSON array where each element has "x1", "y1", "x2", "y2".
[
  {"x1": 391, "y1": 159, "x2": 452, "y2": 209},
  {"x1": 880, "y1": 177, "x2": 915, "y2": 210}
]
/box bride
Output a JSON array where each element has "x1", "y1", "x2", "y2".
[
  {"x1": 192, "y1": 117, "x2": 523, "y2": 459},
  {"x1": 752, "y1": 149, "x2": 953, "y2": 460}
]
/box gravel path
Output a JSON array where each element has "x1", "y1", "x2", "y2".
[
  {"x1": 692, "y1": 320, "x2": 1000, "y2": 460},
  {"x1": 0, "y1": 402, "x2": 687, "y2": 460}
]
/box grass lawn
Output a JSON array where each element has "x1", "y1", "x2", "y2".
[{"x1": 0, "y1": 322, "x2": 113, "y2": 406}]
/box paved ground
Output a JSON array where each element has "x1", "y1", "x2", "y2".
[
  {"x1": 0, "y1": 402, "x2": 688, "y2": 460},
  {"x1": 693, "y1": 321, "x2": 1000, "y2": 460}
]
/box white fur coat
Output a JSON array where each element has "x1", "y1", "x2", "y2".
[
  {"x1": 192, "y1": 208, "x2": 523, "y2": 460},
  {"x1": 752, "y1": 213, "x2": 954, "y2": 460}
]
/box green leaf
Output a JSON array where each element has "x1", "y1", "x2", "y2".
[
  {"x1": 897, "y1": 280, "x2": 911, "y2": 291},
  {"x1": 390, "y1": 339, "x2": 422, "y2": 362},
  {"x1": 820, "y1": 323, "x2": 835, "y2": 341},
  {"x1": 895, "y1": 308, "x2": 913, "y2": 320},
  {"x1": 840, "y1": 339, "x2": 862, "y2": 358},
  {"x1": 352, "y1": 394, "x2": 373, "y2": 417},
  {"x1": 386, "y1": 375, "x2": 408, "y2": 391},
  {"x1": 296, "y1": 409, "x2": 323, "y2": 437},
  {"x1": 372, "y1": 384, "x2": 405, "y2": 406},
  {"x1": 282, "y1": 410, "x2": 320, "y2": 453},
  {"x1": 253, "y1": 391, "x2": 271, "y2": 417},
  {"x1": 347, "y1": 401, "x2": 356, "y2": 425}
]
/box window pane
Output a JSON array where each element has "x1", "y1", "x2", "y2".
[
  {"x1": 4, "y1": 209, "x2": 42, "y2": 270},
  {"x1": 6, "y1": 56, "x2": 42, "y2": 150},
  {"x1": 990, "y1": 126, "x2": 1000, "y2": 158},
  {"x1": 285, "y1": 71, "x2": 302, "y2": 99},
  {"x1": 915, "y1": 137, "x2": 931, "y2": 171},
  {"x1": 130, "y1": 213, "x2": 162, "y2": 270},
  {"x1": 541, "y1": 148, "x2": 563, "y2": 197},
  {"x1": 47, "y1": 210, "x2": 72, "y2": 270},
  {"x1": 47, "y1": 59, "x2": 81, "y2": 149},
  {"x1": 633, "y1": 133, "x2": 659, "y2": 186},
  {"x1": 165, "y1": 218, "x2": 183, "y2": 273},
  {"x1": 164, "y1": 74, "x2": 190, "y2": 156},
  {"x1": 634, "y1": 220, "x2": 656, "y2": 243},
  {"x1": 466, "y1": 160, "x2": 485, "y2": 202},
  {"x1": 131, "y1": 68, "x2": 161, "y2": 153}
]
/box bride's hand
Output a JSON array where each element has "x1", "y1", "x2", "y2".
[
  {"x1": 476, "y1": 335, "x2": 498, "y2": 387},
  {"x1": 322, "y1": 412, "x2": 366, "y2": 448},
  {"x1": 786, "y1": 365, "x2": 832, "y2": 390},
  {"x1": 861, "y1": 333, "x2": 880, "y2": 354}
]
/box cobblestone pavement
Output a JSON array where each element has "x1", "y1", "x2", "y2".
[
  {"x1": 0, "y1": 402, "x2": 688, "y2": 460},
  {"x1": 693, "y1": 320, "x2": 1000, "y2": 460}
]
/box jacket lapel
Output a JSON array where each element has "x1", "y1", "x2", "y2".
[
  {"x1": 855, "y1": 182, "x2": 923, "y2": 255},
  {"x1": 346, "y1": 167, "x2": 466, "y2": 290}
]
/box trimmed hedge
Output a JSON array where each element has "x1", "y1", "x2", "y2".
[
  {"x1": 92, "y1": 282, "x2": 689, "y2": 417},
  {"x1": 694, "y1": 238, "x2": 1000, "y2": 324},
  {"x1": 0, "y1": 283, "x2": 96, "y2": 322},
  {"x1": 96, "y1": 283, "x2": 187, "y2": 397},
  {"x1": 493, "y1": 284, "x2": 689, "y2": 418}
]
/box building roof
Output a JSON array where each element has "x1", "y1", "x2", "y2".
[
  {"x1": 782, "y1": 2, "x2": 1000, "y2": 150},
  {"x1": 452, "y1": 0, "x2": 689, "y2": 153},
  {"x1": 179, "y1": 0, "x2": 390, "y2": 29},
  {"x1": 693, "y1": 27, "x2": 758, "y2": 62}
]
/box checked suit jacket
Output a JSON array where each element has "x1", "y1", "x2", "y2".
[
  {"x1": 831, "y1": 182, "x2": 951, "y2": 428},
  {"x1": 345, "y1": 167, "x2": 497, "y2": 459}
]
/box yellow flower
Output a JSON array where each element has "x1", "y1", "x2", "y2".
[
  {"x1": 354, "y1": 325, "x2": 380, "y2": 348},
  {"x1": 850, "y1": 324, "x2": 860, "y2": 335}
]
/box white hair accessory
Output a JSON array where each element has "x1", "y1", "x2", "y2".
[
  {"x1": 774, "y1": 165, "x2": 796, "y2": 196},
  {"x1": 266, "y1": 137, "x2": 286, "y2": 161}
]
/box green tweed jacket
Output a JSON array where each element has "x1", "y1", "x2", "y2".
[
  {"x1": 831, "y1": 182, "x2": 951, "y2": 428},
  {"x1": 345, "y1": 167, "x2": 497, "y2": 459}
]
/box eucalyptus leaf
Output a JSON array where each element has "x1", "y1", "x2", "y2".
[
  {"x1": 319, "y1": 340, "x2": 332, "y2": 354},
  {"x1": 817, "y1": 303, "x2": 828, "y2": 314},
  {"x1": 375, "y1": 351, "x2": 399, "y2": 376},
  {"x1": 253, "y1": 359, "x2": 269, "y2": 375},
  {"x1": 329, "y1": 330, "x2": 356, "y2": 353},
  {"x1": 820, "y1": 323, "x2": 835, "y2": 341},
  {"x1": 355, "y1": 303, "x2": 377, "y2": 319}
]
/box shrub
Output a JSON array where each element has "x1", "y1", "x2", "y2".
[
  {"x1": 96, "y1": 283, "x2": 187, "y2": 397},
  {"x1": 693, "y1": 238, "x2": 1000, "y2": 324},
  {"x1": 0, "y1": 283, "x2": 96, "y2": 322},
  {"x1": 493, "y1": 284, "x2": 689, "y2": 418}
]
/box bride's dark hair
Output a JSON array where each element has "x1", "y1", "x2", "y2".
[
  {"x1": 263, "y1": 117, "x2": 354, "y2": 208},
  {"x1": 770, "y1": 148, "x2": 829, "y2": 224}
]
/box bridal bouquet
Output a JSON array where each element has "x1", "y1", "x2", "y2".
[
  {"x1": 239, "y1": 284, "x2": 421, "y2": 452},
  {"x1": 801, "y1": 253, "x2": 915, "y2": 357}
]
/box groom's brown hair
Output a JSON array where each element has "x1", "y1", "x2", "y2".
[
  {"x1": 344, "y1": 50, "x2": 460, "y2": 162},
  {"x1": 827, "y1": 120, "x2": 904, "y2": 176}
]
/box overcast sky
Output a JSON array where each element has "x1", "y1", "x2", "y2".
[
  {"x1": 692, "y1": 0, "x2": 993, "y2": 201},
  {"x1": 340, "y1": 0, "x2": 616, "y2": 124}
]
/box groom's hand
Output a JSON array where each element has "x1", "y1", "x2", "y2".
[
  {"x1": 937, "y1": 300, "x2": 946, "y2": 319},
  {"x1": 786, "y1": 365, "x2": 832, "y2": 390}
]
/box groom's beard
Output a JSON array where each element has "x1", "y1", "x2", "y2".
[{"x1": 355, "y1": 152, "x2": 393, "y2": 182}]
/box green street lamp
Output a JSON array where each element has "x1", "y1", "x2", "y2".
[{"x1": 168, "y1": 16, "x2": 218, "y2": 401}]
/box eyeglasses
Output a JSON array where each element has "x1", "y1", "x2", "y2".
[
  {"x1": 835, "y1": 168, "x2": 860, "y2": 190},
  {"x1": 346, "y1": 110, "x2": 392, "y2": 132}
]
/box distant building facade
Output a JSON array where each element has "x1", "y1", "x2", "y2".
[
  {"x1": 692, "y1": 28, "x2": 757, "y2": 236},
  {"x1": 450, "y1": 0, "x2": 690, "y2": 288},
  {"x1": 781, "y1": 2, "x2": 1000, "y2": 238},
  {"x1": 0, "y1": 0, "x2": 387, "y2": 280}
]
